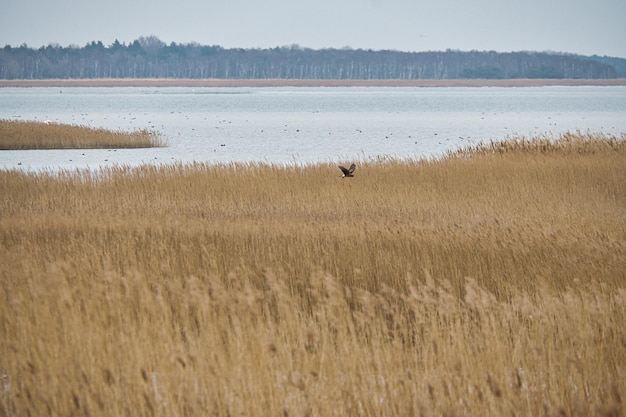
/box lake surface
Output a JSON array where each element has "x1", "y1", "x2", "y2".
[{"x1": 1, "y1": 86, "x2": 625, "y2": 171}]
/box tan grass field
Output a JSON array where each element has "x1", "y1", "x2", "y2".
[
  {"x1": 1, "y1": 132, "x2": 625, "y2": 416},
  {"x1": 2, "y1": 78, "x2": 626, "y2": 88},
  {"x1": 0, "y1": 119, "x2": 164, "y2": 150}
]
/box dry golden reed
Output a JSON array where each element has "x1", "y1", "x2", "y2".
[
  {"x1": 1, "y1": 132, "x2": 625, "y2": 416},
  {"x1": 0, "y1": 119, "x2": 164, "y2": 149}
]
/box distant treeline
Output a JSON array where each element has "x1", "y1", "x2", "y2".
[{"x1": 1, "y1": 35, "x2": 623, "y2": 80}]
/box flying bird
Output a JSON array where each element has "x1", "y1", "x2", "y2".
[{"x1": 338, "y1": 164, "x2": 356, "y2": 178}]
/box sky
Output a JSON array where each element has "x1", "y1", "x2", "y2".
[{"x1": 1, "y1": 0, "x2": 625, "y2": 57}]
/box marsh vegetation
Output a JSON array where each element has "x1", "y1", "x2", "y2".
[
  {"x1": 0, "y1": 119, "x2": 164, "y2": 149},
  {"x1": 1, "y1": 132, "x2": 624, "y2": 416}
]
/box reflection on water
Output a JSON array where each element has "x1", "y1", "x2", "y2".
[{"x1": 1, "y1": 86, "x2": 625, "y2": 171}]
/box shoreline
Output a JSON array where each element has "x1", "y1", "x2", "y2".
[{"x1": 1, "y1": 78, "x2": 626, "y2": 88}]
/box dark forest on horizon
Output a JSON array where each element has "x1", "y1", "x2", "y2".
[{"x1": 2, "y1": 35, "x2": 625, "y2": 80}]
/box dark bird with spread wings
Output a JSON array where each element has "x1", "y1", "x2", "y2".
[{"x1": 338, "y1": 164, "x2": 356, "y2": 178}]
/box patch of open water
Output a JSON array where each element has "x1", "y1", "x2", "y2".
[{"x1": 1, "y1": 86, "x2": 624, "y2": 171}]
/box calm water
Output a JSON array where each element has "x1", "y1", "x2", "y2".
[{"x1": 1, "y1": 86, "x2": 625, "y2": 171}]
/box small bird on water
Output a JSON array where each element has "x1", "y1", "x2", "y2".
[{"x1": 338, "y1": 164, "x2": 356, "y2": 178}]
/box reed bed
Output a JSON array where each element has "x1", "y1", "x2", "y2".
[
  {"x1": 0, "y1": 119, "x2": 164, "y2": 149},
  {"x1": 1, "y1": 132, "x2": 625, "y2": 416}
]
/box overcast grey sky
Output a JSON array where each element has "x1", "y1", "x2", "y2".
[{"x1": 1, "y1": 0, "x2": 625, "y2": 57}]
